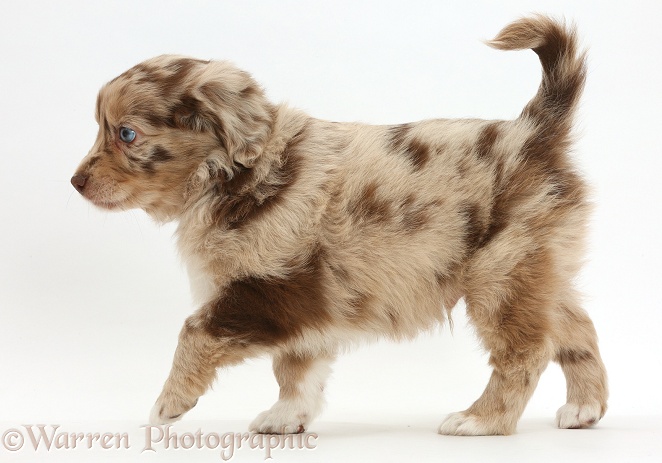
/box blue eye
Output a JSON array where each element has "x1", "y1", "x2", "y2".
[{"x1": 119, "y1": 127, "x2": 136, "y2": 143}]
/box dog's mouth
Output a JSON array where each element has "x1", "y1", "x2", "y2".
[
  {"x1": 90, "y1": 198, "x2": 123, "y2": 210},
  {"x1": 87, "y1": 189, "x2": 132, "y2": 211},
  {"x1": 71, "y1": 173, "x2": 130, "y2": 211}
]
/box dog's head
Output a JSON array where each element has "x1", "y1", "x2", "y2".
[{"x1": 71, "y1": 55, "x2": 273, "y2": 221}]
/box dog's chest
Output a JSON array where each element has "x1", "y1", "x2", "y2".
[{"x1": 181, "y1": 250, "x2": 218, "y2": 307}]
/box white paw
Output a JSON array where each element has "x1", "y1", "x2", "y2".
[
  {"x1": 438, "y1": 412, "x2": 492, "y2": 436},
  {"x1": 249, "y1": 400, "x2": 309, "y2": 434},
  {"x1": 149, "y1": 396, "x2": 198, "y2": 425},
  {"x1": 556, "y1": 403, "x2": 602, "y2": 429}
]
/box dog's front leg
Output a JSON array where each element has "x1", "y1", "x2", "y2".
[
  {"x1": 249, "y1": 352, "x2": 335, "y2": 434},
  {"x1": 149, "y1": 316, "x2": 243, "y2": 425}
]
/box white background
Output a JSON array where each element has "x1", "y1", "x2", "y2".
[{"x1": 1, "y1": 1, "x2": 661, "y2": 462}]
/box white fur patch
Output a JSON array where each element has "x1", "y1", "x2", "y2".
[
  {"x1": 556, "y1": 403, "x2": 602, "y2": 429},
  {"x1": 181, "y1": 251, "x2": 217, "y2": 306},
  {"x1": 249, "y1": 399, "x2": 309, "y2": 434},
  {"x1": 250, "y1": 357, "x2": 331, "y2": 434},
  {"x1": 149, "y1": 402, "x2": 179, "y2": 426},
  {"x1": 438, "y1": 412, "x2": 491, "y2": 436}
]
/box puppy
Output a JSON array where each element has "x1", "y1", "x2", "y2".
[{"x1": 71, "y1": 15, "x2": 608, "y2": 435}]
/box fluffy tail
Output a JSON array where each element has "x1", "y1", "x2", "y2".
[{"x1": 487, "y1": 15, "x2": 586, "y2": 138}]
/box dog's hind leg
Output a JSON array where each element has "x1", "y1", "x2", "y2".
[
  {"x1": 439, "y1": 249, "x2": 556, "y2": 435},
  {"x1": 552, "y1": 291, "x2": 608, "y2": 429},
  {"x1": 249, "y1": 351, "x2": 335, "y2": 434}
]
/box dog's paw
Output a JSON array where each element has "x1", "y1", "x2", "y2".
[
  {"x1": 249, "y1": 401, "x2": 308, "y2": 434},
  {"x1": 438, "y1": 412, "x2": 492, "y2": 436},
  {"x1": 556, "y1": 403, "x2": 603, "y2": 429},
  {"x1": 438, "y1": 411, "x2": 512, "y2": 436},
  {"x1": 149, "y1": 396, "x2": 198, "y2": 425}
]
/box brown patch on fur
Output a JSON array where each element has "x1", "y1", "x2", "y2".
[
  {"x1": 407, "y1": 138, "x2": 431, "y2": 170},
  {"x1": 556, "y1": 348, "x2": 595, "y2": 365},
  {"x1": 136, "y1": 146, "x2": 175, "y2": 174},
  {"x1": 462, "y1": 202, "x2": 488, "y2": 250},
  {"x1": 347, "y1": 182, "x2": 392, "y2": 225},
  {"x1": 475, "y1": 122, "x2": 502, "y2": 160},
  {"x1": 480, "y1": 200, "x2": 509, "y2": 247},
  {"x1": 160, "y1": 58, "x2": 208, "y2": 95},
  {"x1": 389, "y1": 124, "x2": 431, "y2": 170},
  {"x1": 213, "y1": 126, "x2": 306, "y2": 229},
  {"x1": 171, "y1": 94, "x2": 207, "y2": 131},
  {"x1": 203, "y1": 248, "x2": 330, "y2": 345},
  {"x1": 86, "y1": 156, "x2": 100, "y2": 170},
  {"x1": 150, "y1": 146, "x2": 174, "y2": 163},
  {"x1": 389, "y1": 123, "x2": 411, "y2": 148}
]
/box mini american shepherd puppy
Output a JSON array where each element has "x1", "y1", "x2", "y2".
[{"x1": 72, "y1": 16, "x2": 608, "y2": 435}]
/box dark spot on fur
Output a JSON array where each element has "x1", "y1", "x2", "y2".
[
  {"x1": 142, "y1": 112, "x2": 177, "y2": 129},
  {"x1": 475, "y1": 122, "x2": 501, "y2": 160},
  {"x1": 110, "y1": 62, "x2": 157, "y2": 85},
  {"x1": 480, "y1": 197, "x2": 509, "y2": 246},
  {"x1": 434, "y1": 271, "x2": 447, "y2": 286},
  {"x1": 95, "y1": 93, "x2": 102, "y2": 122},
  {"x1": 347, "y1": 183, "x2": 391, "y2": 225},
  {"x1": 406, "y1": 139, "x2": 431, "y2": 170},
  {"x1": 389, "y1": 123, "x2": 411, "y2": 148},
  {"x1": 463, "y1": 202, "x2": 488, "y2": 250},
  {"x1": 389, "y1": 124, "x2": 431, "y2": 170},
  {"x1": 86, "y1": 156, "x2": 100, "y2": 169},
  {"x1": 150, "y1": 146, "x2": 174, "y2": 163},
  {"x1": 240, "y1": 84, "x2": 261, "y2": 99},
  {"x1": 227, "y1": 153, "x2": 300, "y2": 229},
  {"x1": 556, "y1": 348, "x2": 595, "y2": 365},
  {"x1": 102, "y1": 118, "x2": 112, "y2": 136},
  {"x1": 160, "y1": 58, "x2": 207, "y2": 96},
  {"x1": 223, "y1": 163, "x2": 256, "y2": 194},
  {"x1": 138, "y1": 159, "x2": 155, "y2": 174},
  {"x1": 479, "y1": 159, "x2": 522, "y2": 247},
  {"x1": 213, "y1": 125, "x2": 307, "y2": 229},
  {"x1": 203, "y1": 248, "x2": 330, "y2": 345},
  {"x1": 171, "y1": 94, "x2": 206, "y2": 130}
]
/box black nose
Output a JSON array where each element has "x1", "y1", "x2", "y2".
[{"x1": 71, "y1": 173, "x2": 88, "y2": 193}]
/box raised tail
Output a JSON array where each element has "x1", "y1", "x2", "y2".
[{"x1": 487, "y1": 15, "x2": 587, "y2": 135}]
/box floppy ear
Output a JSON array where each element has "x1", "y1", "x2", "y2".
[{"x1": 179, "y1": 61, "x2": 274, "y2": 169}]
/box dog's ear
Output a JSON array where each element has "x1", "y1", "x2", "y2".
[{"x1": 178, "y1": 62, "x2": 273, "y2": 169}]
